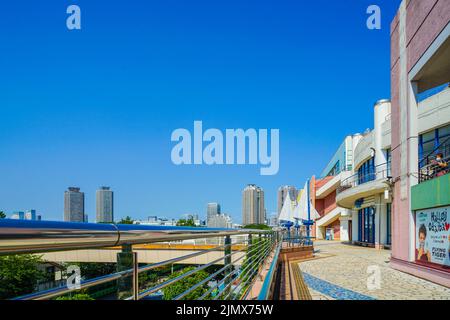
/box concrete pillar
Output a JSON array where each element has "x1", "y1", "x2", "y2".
[
  {"x1": 352, "y1": 210, "x2": 359, "y2": 243},
  {"x1": 339, "y1": 218, "x2": 350, "y2": 242},
  {"x1": 374, "y1": 99, "x2": 391, "y2": 168}
]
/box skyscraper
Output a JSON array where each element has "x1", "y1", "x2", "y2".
[
  {"x1": 207, "y1": 203, "x2": 221, "y2": 224},
  {"x1": 242, "y1": 184, "x2": 265, "y2": 225},
  {"x1": 277, "y1": 186, "x2": 298, "y2": 215},
  {"x1": 96, "y1": 186, "x2": 114, "y2": 223},
  {"x1": 64, "y1": 187, "x2": 85, "y2": 222}
]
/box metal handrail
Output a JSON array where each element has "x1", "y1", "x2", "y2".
[
  {"x1": 200, "y1": 248, "x2": 265, "y2": 300},
  {"x1": 214, "y1": 238, "x2": 274, "y2": 300},
  {"x1": 418, "y1": 137, "x2": 450, "y2": 183},
  {"x1": 137, "y1": 241, "x2": 256, "y2": 300},
  {"x1": 337, "y1": 162, "x2": 390, "y2": 194},
  {"x1": 223, "y1": 243, "x2": 274, "y2": 300},
  {"x1": 174, "y1": 240, "x2": 266, "y2": 300},
  {"x1": 197, "y1": 239, "x2": 274, "y2": 300},
  {"x1": 15, "y1": 239, "x2": 251, "y2": 300},
  {"x1": 1, "y1": 219, "x2": 276, "y2": 300},
  {"x1": 0, "y1": 219, "x2": 268, "y2": 255},
  {"x1": 257, "y1": 243, "x2": 282, "y2": 300},
  {"x1": 419, "y1": 136, "x2": 450, "y2": 166}
]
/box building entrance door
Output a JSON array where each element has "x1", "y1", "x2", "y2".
[{"x1": 359, "y1": 207, "x2": 376, "y2": 244}]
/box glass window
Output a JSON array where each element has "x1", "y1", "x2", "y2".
[
  {"x1": 386, "y1": 149, "x2": 391, "y2": 177},
  {"x1": 438, "y1": 124, "x2": 450, "y2": 138},
  {"x1": 327, "y1": 160, "x2": 340, "y2": 177},
  {"x1": 357, "y1": 157, "x2": 375, "y2": 185},
  {"x1": 422, "y1": 141, "x2": 435, "y2": 156},
  {"x1": 422, "y1": 130, "x2": 435, "y2": 143},
  {"x1": 419, "y1": 124, "x2": 450, "y2": 168}
]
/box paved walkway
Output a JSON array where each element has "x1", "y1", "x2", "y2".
[{"x1": 296, "y1": 241, "x2": 450, "y2": 300}]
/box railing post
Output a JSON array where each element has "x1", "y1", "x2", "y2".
[
  {"x1": 224, "y1": 235, "x2": 232, "y2": 299},
  {"x1": 117, "y1": 244, "x2": 134, "y2": 300},
  {"x1": 132, "y1": 252, "x2": 139, "y2": 300},
  {"x1": 247, "y1": 233, "x2": 253, "y2": 275}
]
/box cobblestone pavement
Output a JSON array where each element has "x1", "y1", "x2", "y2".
[{"x1": 297, "y1": 241, "x2": 450, "y2": 300}]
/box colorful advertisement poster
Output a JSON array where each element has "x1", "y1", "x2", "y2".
[{"x1": 415, "y1": 206, "x2": 450, "y2": 267}]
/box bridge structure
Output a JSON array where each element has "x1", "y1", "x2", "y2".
[{"x1": 0, "y1": 219, "x2": 288, "y2": 300}]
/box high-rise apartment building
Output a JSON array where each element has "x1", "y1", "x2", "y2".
[
  {"x1": 242, "y1": 184, "x2": 265, "y2": 225},
  {"x1": 64, "y1": 187, "x2": 85, "y2": 222},
  {"x1": 277, "y1": 186, "x2": 298, "y2": 215},
  {"x1": 206, "y1": 203, "x2": 221, "y2": 224},
  {"x1": 96, "y1": 186, "x2": 114, "y2": 223}
]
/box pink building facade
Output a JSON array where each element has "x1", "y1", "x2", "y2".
[{"x1": 390, "y1": 0, "x2": 450, "y2": 287}]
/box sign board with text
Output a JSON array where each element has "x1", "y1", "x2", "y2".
[{"x1": 415, "y1": 206, "x2": 450, "y2": 267}]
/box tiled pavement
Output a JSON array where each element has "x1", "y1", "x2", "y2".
[{"x1": 296, "y1": 241, "x2": 450, "y2": 300}]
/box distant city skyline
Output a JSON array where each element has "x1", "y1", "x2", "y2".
[{"x1": 0, "y1": 1, "x2": 401, "y2": 224}]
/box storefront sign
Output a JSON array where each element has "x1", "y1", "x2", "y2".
[{"x1": 415, "y1": 206, "x2": 450, "y2": 267}]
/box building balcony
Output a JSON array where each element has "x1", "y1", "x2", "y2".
[
  {"x1": 315, "y1": 171, "x2": 352, "y2": 199},
  {"x1": 336, "y1": 163, "x2": 391, "y2": 209},
  {"x1": 315, "y1": 206, "x2": 342, "y2": 228},
  {"x1": 419, "y1": 138, "x2": 450, "y2": 183}
]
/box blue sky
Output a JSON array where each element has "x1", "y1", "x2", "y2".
[{"x1": 0, "y1": 0, "x2": 401, "y2": 223}]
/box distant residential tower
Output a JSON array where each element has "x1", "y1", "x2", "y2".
[
  {"x1": 242, "y1": 184, "x2": 265, "y2": 225},
  {"x1": 96, "y1": 186, "x2": 114, "y2": 223},
  {"x1": 64, "y1": 187, "x2": 85, "y2": 222}
]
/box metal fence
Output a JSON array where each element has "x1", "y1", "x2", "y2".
[
  {"x1": 0, "y1": 219, "x2": 280, "y2": 300},
  {"x1": 336, "y1": 162, "x2": 390, "y2": 194},
  {"x1": 419, "y1": 141, "x2": 450, "y2": 183}
]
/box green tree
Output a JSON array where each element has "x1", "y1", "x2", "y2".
[
  {"x1": 243, "y1": 224, "x2": 272, "y2": 230},
  {"x1": 0, "y1": 254, "x2": 45, "y2": 299},
  {"x1": 117, "y1": 216, "x2": 134, "y2": 224},
  {"x1": 176, "y1": 217, "x2": 197, "y2": 227},
  {"x1": 74, "y1": 262, "x2": 116, "y2": 280},
  {"x1": 139, "y1": 271, "x2": 158, "y2": 290},
  {"x1": 56, "y1": 293, "x2": 94, "y2": 300},
  {"x1": 162, "y1": 267, "x2": 209, "y2": 300},
  {"x1": 0, "y1": 211, "x2": 6, "y2": 219}
]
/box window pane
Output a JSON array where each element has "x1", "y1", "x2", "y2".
[
  {"x1": 422, "y1": 130, "x2": 435, "y2": 143},
  {"x1": 422, "y1": 140, "x2": 435, "y2": 156},
  {"x1": 438, "y1": 125, "x2": 450, "y2": 142}
]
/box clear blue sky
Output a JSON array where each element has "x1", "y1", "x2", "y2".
[{"x1": 0, "y1": 0, "x2": 401, "y2": 223}]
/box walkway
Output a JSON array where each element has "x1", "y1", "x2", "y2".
[{"x1": 295, "y1": 241, "x2": 450, "y2": 300}]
